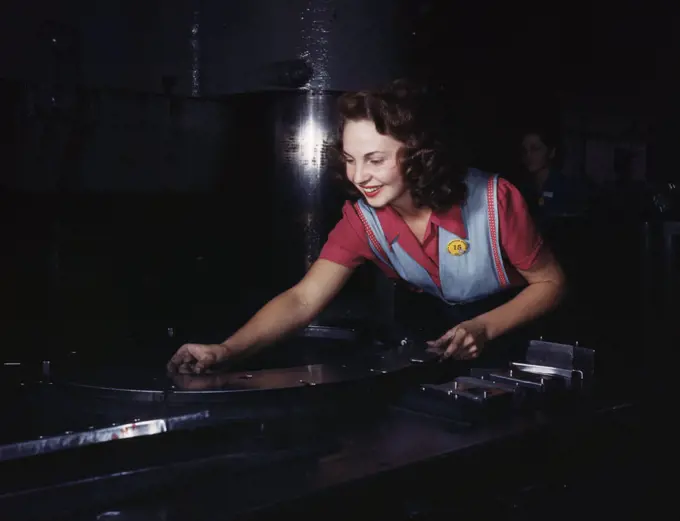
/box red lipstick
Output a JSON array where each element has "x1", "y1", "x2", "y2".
[{"x1": 363, "y1": 186, "x2": 382, "y2": 198}]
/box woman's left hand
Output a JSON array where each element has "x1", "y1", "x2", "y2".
[{"x1": 426, "y1": 319, "x2": 489, "y2": 360}]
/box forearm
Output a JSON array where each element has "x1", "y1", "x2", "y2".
[
  {"x1": 477, "y1": 280, "x2": 565, "y2": 341},
  {"x1": 221, "y1": 289, "x2": 315, "y2": 355}
]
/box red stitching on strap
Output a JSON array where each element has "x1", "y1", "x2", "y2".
[
  {"x1": 487, "y1": 177, "x2": 510, "y2": 287},
  {"x1": 353, "y1": 202, "x2": 392, "y2": 267}
]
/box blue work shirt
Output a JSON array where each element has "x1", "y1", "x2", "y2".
[{"x1": 519, "y1": 170, "x2": 590, "y2": 222}]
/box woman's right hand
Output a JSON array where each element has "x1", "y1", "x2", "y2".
[{"x1": 166, "y1": 343, "x2": 235, "y2": 374}]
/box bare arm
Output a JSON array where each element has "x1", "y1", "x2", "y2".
[
  {"x1": 221, "y1": 259, "x2": 354, "y2": 356},
  {"x1": 477, "y1": 250, "x2": 566, "y2": 341}
]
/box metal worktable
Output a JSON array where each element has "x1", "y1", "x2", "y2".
[
  {"x1": 2, "y1": 367, "x2": 647, "y2": 521},
  {"x1": 126, "y1": 390, "x2": 641, "y2": 521}
]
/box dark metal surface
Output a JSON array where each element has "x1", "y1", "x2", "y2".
[
  {"x1": 1, "y1": 339, "x2": 593, "y2": 465},
  {"x1": 399, "y1": 343, "x2": 598, "y2": 422},
  {"x1": 483, "y1": 369, "x2": 562, "y2": 392},
  {"x1": 511, "y1": 361, "x2": 582, "y2": 382},
  {"x1": 0, "y1": 415, "x2": 340, "y2": 521},
  {"x1": 525, "y1": 339, "x2": 595, "y2": 377},
  {"x1": 51, "y1": 342, "x2": 438, "y2": 400},
  {"x1": 0, "y1": 391, "x2": 639, "y2": 521},
  {"x1": 0, "y1": 334, "x2": 643, "y2": 521},
  {"x1": 401, "y1": 378, "x2": 519, "y2": 421},
  {"x1": 67, "y1": 395, "x2": 638, "y2": 521},
  {"x1": 0, "y1": 410, "x2": 209, "y2": 463},
  {"x1": 0, "y1": 329, "x2": 439, "y2": 463}
]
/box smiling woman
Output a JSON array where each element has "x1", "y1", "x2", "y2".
[{"x1": 168, "y1": 80, "x2": 566, "y2": 374}]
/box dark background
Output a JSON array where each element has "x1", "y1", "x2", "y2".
[{"x1": 0, "y1": 0, "x2": 677, "y2": 363}]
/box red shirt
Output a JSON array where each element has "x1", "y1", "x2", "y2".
[{"x1": 319, "y1": 178, "x2": 544, "y2": 287}]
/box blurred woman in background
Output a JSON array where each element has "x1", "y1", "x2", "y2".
[{"x1": 519, "y1": 126, "x2": 589, "y2": 221}]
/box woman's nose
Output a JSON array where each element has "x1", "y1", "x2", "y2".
[{"x1": 351, "y1": 164, "x2": 371, "y2": 185}]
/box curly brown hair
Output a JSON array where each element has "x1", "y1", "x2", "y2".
[{"x1": 332, "y1": 79, "x2": 467, "y2": 212}]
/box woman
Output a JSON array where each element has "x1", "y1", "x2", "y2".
[
  {"x1": 520, "y1": 127, "x2": 588, "y2": 219},
  {"x1": 168, "y1": 82, "x2": 566, "y2": 374}
]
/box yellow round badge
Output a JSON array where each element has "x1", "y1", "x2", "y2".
[{"x1": 447, "y1": 239, "x2": 468, "y2": 256}]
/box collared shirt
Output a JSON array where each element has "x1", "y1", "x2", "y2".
[
  {"x1": 319, "y1": 178, "x2": 545, "y2": 287},
  {"x1": 519, "y1": 170, "x2": 590, "y2": 221}
]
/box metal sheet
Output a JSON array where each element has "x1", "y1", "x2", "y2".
[
  {"x1": 486, "y1": 369, "x2": 564, "y2": 392},
  {"x1": 526, "y1": 340, "x2": 595, "y2": 377},
  {"x1": 0, "y1": 412, "x2": 209, "y2": 463},
  {"x1": 420, "y1": 377, "x2": 518, "y2": 404},
  {"x1": 51, "y1": 342, "x2": 439, "y2": 400},
  {"x1": 0, "y1": 339, "x2": 439, "y2": 463},
  {"x1": 511, "y1": 362, "x2": 582, "y2": 381}
]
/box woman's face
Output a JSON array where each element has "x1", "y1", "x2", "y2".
[
  {"x1": 342, "y1": 119, "x2": 408, "y2": 208},
  {"x1": 521, "y1": 133, "x2": 555, "y2": 174}
]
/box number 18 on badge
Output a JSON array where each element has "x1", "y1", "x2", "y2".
[{"x1": 447, "y1": 239, "x2": 468, "y2": 256}]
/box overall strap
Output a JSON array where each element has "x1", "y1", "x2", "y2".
[
  {"x1": 484, "y1": 175, "x2": 510, "y2": 287},
  {"x1": 353, "y1": 202, "x2": 394, "y2": 271}
]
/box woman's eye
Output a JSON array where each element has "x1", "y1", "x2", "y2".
[{"x1": 370, "y1": 158, "x2": 385, "y2": 166}]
